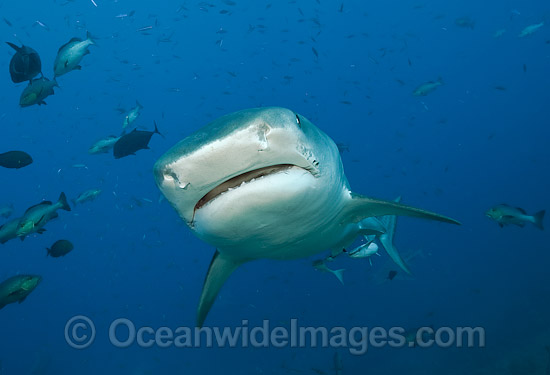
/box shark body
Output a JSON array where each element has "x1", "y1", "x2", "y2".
[{"x1": 154, "y1": 107, "x2": 459, "y2": 326}]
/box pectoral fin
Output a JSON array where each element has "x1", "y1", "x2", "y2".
[
  {"x1": 378, "y1": 197, "x2": 411, "y2": 275},
  {"x1": 197, "y1": 250, "x2": 243, "y2": 328},
  {"x1": 342, "y1": 193, "x2": 460, "y2": 225}
]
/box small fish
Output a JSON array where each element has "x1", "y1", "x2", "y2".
[
  {"x1": 0, "y1": 151, "x2": 33, "y2": 169},
  {"x1": 312, "y1": 47, "x2": 318, "y2": 58},
  {"x1": 33, "y1": 20, "x2": 50, "y2": 31},
  {"x1": 6, "y1": 42, "x2": 42, "y2": 83},
  {"x1": 486, "y1": 204, "x2": 545, "y2": 230},
  {"x1": 114, "y1": 121, "x2": 163, "y2": 159},
  {"x1": 137, "y1": 26, "x2": 153, "y2": 32},
  {"x1": 313, "y1": 260, "x2": 344, "y2": 285},
  {"x1": 0, "y1": 204, "x2": 14, "y2": 219},
  {"x1": 346, "y1": 241, "x2": 380, "y2": 265},
  {"x1": 72, "y1": 189, "x2": 101, "y2": 205},
  {"x1": 388, "y1": 270, "x2": 397, "y2": 280},
  {"x1": 53, "y1": 31, "x2": 95, "y2": 77},
  {"x1": 336, "y1": 142, "x2": 349, "y2": 154},
  {"x1": 89, "y1": 135, "x2": 121, "y2": 154},
  {"x1": 16, "y1": 192, "x2": 71, "y2": 238},
  {"x1": 413, "y1": 77, "x2": 443, "y2": 96},
  {"x1": 455, "y1": 17, "x2": 475, "y2": 29},
  {"x1": 19, "y1": 77, "x2": 58, "y2": 107},
  {"x1": 47, "y1": 239, "x2": 74, "y2": 257},
  {"x1": 0, "y1": 275, "x2": 42, "y2": 309},
  {"x1": 518, "y1": 22, "x2": 544, "y2": 38},
  {"x1": 493, "y1": 28, "x2": 506, "y2": 38},
  {"x1": 122, "y1": 101, "x2": 143, "y2": 129}
]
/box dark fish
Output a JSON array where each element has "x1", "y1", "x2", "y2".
[
  {"x1": 19, "y1": 76, "x2": 58, "y2": 107},
  {"x1": 47, "y1": 239, "x2": 74, "y2": 257},
  {"x1": 486, "y1": 204, "x2": 545, "y2": 230},
  {"x1": 0, "y1": 275, "x2": 41, "y2": 309},
  {"x1": 388, "y1": 270, "x2": 397, "y2": 280},
  {"x1": 6, "y1": 42, "x2": 42, "y2": 83},
  {"x1": 312, "y1": 47, "x2": 318, "y2": 58},
  {"x1": 113, "y1": 122, "x2": 162, "y2": 159},
  {"x1": 336, "y1": 143, "x2": 350, "y2": 154},
  {"x1": 0, "y1": 151, "x2": 33, "y2": 169}
]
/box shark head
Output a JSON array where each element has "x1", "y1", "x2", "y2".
[
  {"x1": 154, "y1": 107, "x2": 460, "y2": 327},
  {"x1": 154, "y1": 107, "x2": 349, "y2": 260}
]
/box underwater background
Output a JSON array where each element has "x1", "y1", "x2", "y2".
[{"x1": 1, "y1": 0, "x2": 549, "y2": 373}]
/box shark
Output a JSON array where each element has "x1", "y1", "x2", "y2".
[{"x1": 153, "y1": 107, "x2": 460, "y2": 326}]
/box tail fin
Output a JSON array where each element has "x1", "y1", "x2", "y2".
[
  {"x1": 533, "y1": 210, "x2": 545, "y2": 230},
  {"x1": 58, "y1": 192, "x2": 71, "y2": 211},
  {"x1": 332, "y1": 269, "x2": 345, "y2": 285},
  {"x1": 379, "y1": 197, "x2": 412, "y2": 275},
  {"x1": 136, "y1": 100, "x2": 143, "y2": 109},
  {"x1": 46, "y1": 248, "x2": 51, "y2": 257},
  {"x1": 86, "y1": 31, "x2": 96, "y2": 45},
  {"x1": 153, "y1": 121, "x2": 165, "y2": 138}
]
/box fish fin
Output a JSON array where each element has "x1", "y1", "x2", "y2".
[
  {"x1": 136, "y1": 100, "x2": 143, "y2": 109},
  {"x1": 64, "y1": 60, "x2": 69, "y2": 67},
  {"x1": 69, "y1": 37, "x2": 82, "y2": 43},
  {"x1": 74, "y1": 65, "x2": 82, "y2": 70},
  {"x1": 46, "y1": 248, "x2": 50, "y2": 257},
  {"x1": 58, "y1": 192, "x2": 71, "y2": 211},
  {"x1": 197, "y1": 250, "x2": 243, "y2": 328},
  {"x1": 18, "y1": 296, "x2": 27, "y2": 304},
  {"x1": 332, "y1": 269, "x2": 345, "y2": 285},
  {"x1": 378, "y1": 197, "x2": 412, "y2": 275},
  {"x1": 499, "y1": 223, "x2": 504, "y2": 228},
  {"x1": 341, "y1": 193, "x2": 461, "y2": 225},
  {"x1": 6, "y1": 41, "x2": 20, "y2": 51},
  {"x1": 37, "y1": 228, "x2": 46, "y2": 234},
  {"x1": 153, "y1": 121, "x2": 165, "y2": 138},
  {"x1": 533, "y1": 210, "x2": 545, "y2": 230},
  {"x1": 86, "y1": 31, "x2": 96, "y2": 45},
  {"x1": 437, "y1": 76, "x2": 445, "y2": 85},
  {"x1": 84, "y1": 49, "x2": 90, "y2": 56},
  {"x1": 39, "y1": 101, "x2": 47, "y2": 105}
]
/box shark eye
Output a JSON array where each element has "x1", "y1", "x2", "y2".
[{"x1": 295, "y1": 114, "x2": 301, "y2": 127}]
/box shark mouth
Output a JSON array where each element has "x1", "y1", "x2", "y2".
[{"x1": 194, "y1": 164, "x2": 304, "y2": 212}]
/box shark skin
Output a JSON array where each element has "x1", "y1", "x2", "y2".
[{"x1": 153, "y1": 107, "x2": 460, "y2": 327}]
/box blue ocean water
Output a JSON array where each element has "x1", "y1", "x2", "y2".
[{"x1": 1, "y1": 0, "x2": 549, "y2": 373}]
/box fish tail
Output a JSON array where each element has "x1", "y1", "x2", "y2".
[
  {"x1": 58, "y1": 192, "x2": 72, "y2": 211},
  {"x1": 46, "y1": 248, "x2": 50, "y2": 257},
  {"x1": 136, "y1": 100, "x2": 143, "y2": 109},
  {"x1": 533, "y1": 210, "x2": 545, "y2": 230},
  {"x1": 333, "y1": 269, "x2": 345, "y2": 285},
  {"x1": 437, "y1": 76, "x2": 445, "y2": 85},
  {"x1": 153, "y1": 121, "x2": 165, "y2": 138},
  {"x1": 86, "y1": 31, "x2": 97, "y2": 45}
]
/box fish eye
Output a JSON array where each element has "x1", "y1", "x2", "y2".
[{"x1": 295, "y1": 114, "x2": 301, "y2": 126}]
